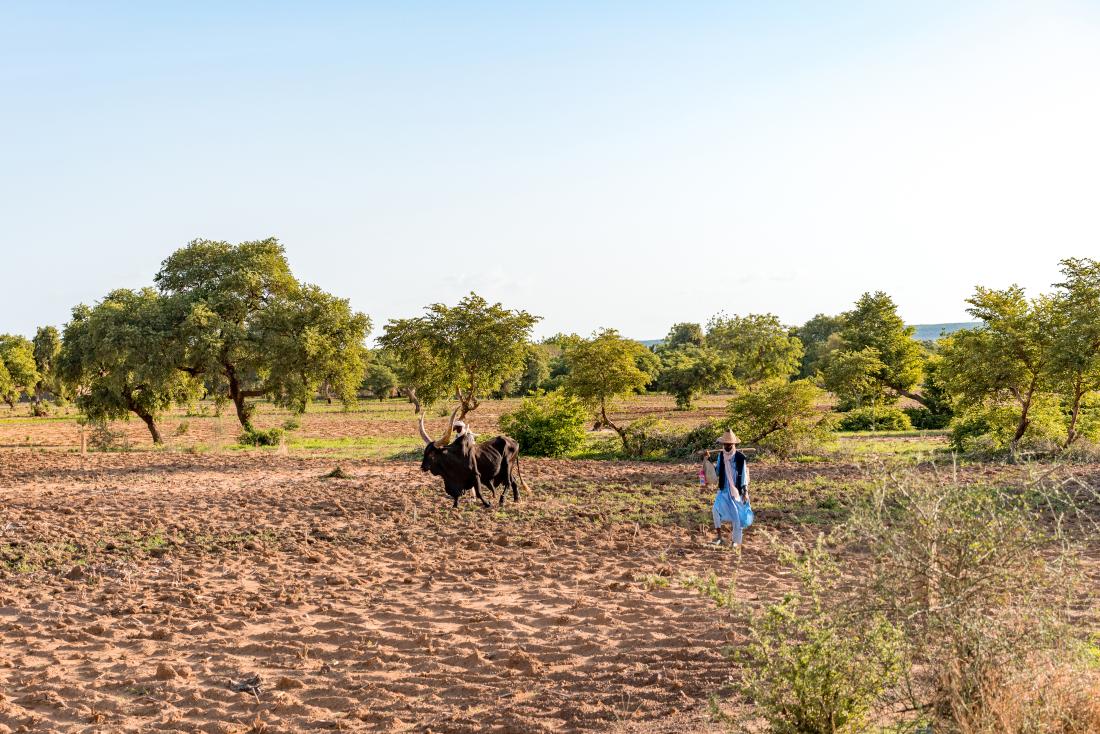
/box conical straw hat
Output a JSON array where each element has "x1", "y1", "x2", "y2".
[{"x1": 716, "y1": 429, "x2": 740, "y2": 445}]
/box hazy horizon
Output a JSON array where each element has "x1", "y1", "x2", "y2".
[{"x1": 4, "y1": 2, "x2": 1099, "y2": 341}]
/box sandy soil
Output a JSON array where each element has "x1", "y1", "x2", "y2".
[{"x1": 0, "y1": 451, "x2": 797, "y2": 733}]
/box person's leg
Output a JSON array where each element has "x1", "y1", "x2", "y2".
[{"x1": 711, "y1": 503, "x2": 724, "y2": 544}]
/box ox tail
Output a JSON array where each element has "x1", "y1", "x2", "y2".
[{"x1": 513, "y1": 451, "x2": 531, "y2": 493}]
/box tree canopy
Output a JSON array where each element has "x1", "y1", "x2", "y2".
[
  {"x1": 563, "y1": 328, "x2": 652, "y2": 446},
  {"x1": 0, "y1": 334, "x2": 38, "y2": 409},
  {"x1": 838, "y1": 292, "x2": 926, "y2": 405},
  {"x1": 706, "y1": 313, "x2": 803, "y2": 388},
  {"x1": 378, "y1": 292, "x2": 539, "y2": 419},
  {"x1": 654, "y1": 344, "x2": 730, "y2": 409},
  {"x1": 156, "y1": 238, "x2": 370, "y2": 429},
  {"x1": 58, "y1": 289, "x2": 200, "y2": 443}
]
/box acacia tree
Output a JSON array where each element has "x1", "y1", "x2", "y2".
[
  {"x1": 940, "y1": 287, "x2": 1059, "y2": 456},
  {"x1": 563, "y1": 328, "x2": 651, "y2": 447},
  {"x1": 58, "y1": 289, "x2": 200, "y2": 443},
  {"x1": 155, "y1": 238, "x2": 370, "y2": 430},
  {"x1": 1050, "y1": 258, "x2": 1100, "y2": 447},
  {"x1": 796, "y1": 313, "x2": 846, "y2": 378},
  {"x1": 655, "y1": 344, "x2": 730, "y2": 409},
  {"x1": 31, "y1": 326, "x2": 64, "y2": 410},
  {"x1": 706, "y1": 313, "x2": 803, "y2": 388},
  {"x1": 378, "y1": 293, "x2": 539, "y2": 420},
  {"x1": 821, "y1": 347, "x2": 888, "y2": 410},
  {"x1": 0, "y1": 334, "x2": 38, "y2": 409},
  {"x1": 837, "y1": 292, "x2": 927, "y2": 405},
  {"x1": 664, "y1": 322, "x2": 705, "y2": 349}
]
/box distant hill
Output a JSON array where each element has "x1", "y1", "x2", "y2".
[
  {"x1": 638, "y1": 322, "x2": 980, "y2": 347},
  {"x1": 911, "y1": 322, "x2": 980, "y2": 341}
]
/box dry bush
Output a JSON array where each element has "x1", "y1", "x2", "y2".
[{"x1": 844, "y1": 463, "x2": 1100, "y2": 733}]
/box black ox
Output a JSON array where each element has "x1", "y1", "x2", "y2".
[{"x1": 418, "y1": 411, "x2": 528, "y2": 508}]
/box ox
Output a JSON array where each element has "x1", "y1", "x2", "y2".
[{"x1": 418, "y1": 410, "x2": 528, "y2": 508}]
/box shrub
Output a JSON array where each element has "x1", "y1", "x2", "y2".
[
  {"x1": 86, "y1": 419, "x2": 130, "y2": 452},
  {"x1": 727, "y1": 379, "x2": 836, "y2": 458},
  {"x1": 174, "y1": 421, "x2": 189, "y2": 436},
  {"x1": 736, "y1": 537, "x2": 906, "y2": 734},
  {"x1": 238, "y1": 427, "x2": 284, "y2": 447},
  {"x1": 837, "y1": 405, "x2": 913, "y2": 431},
  {"x1": 903, "y1": 405, "x2": 951, "y2": 430},
  {"x1": 948, "y1": 393, "x2": 1065, "y2": 454},
  {"x1": 845, "y1": 468, "x2": 1093, "y2": 732},
  {"x1": 281, "y1": 416, "x2": 301, "y2": 432},
  {"x1": 499, "y1": 390, "x2": 587, "y2": 457}
]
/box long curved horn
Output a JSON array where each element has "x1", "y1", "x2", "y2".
[
  {"x1": 437, "y1": 407, "x2": 459, "y2": 446},
  {"x1": 417, "y1": 413, "x2": 432, "y2": 444}
]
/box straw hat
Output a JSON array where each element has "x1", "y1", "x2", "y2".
[{"x1": 716, "y1": 429, "x2": 740, "y2": 445}]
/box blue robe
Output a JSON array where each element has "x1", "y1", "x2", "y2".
[{"x1": 712, "y1": 451, "x2": 750, "y2": 543}]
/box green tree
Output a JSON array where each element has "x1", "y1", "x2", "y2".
[
  {"x1": 504, "y1": 343, "x2": 551, "y2": 397},
  {"x1": 362, "y1": 350, "x2": 399, "y2": 401},
  {"x1": 58, "y1": 289, "x2": 200, "y2": 443},
  {"x1": 31, "y1": 326, "x2": 65, "y2": 408},
  {"x1": 563, "y1": 328, "x2": 652, "y2": 447},
  {"x1": 655, "y1": 345, "x2": 731, "y2": 409},
  {"x1": 726, "y1": 379, "x2": 835, "y2": 458},
  {"x1": 706, "y1": 313, "x2": 803, "y2": 388},
  {"x1": 838, "y1": 292, "x2": 926, "y2": 405},
  {"x1": 1050, "y1": 258, "x2": 1100, "y2": 448},
  {"x1": 820, "y1": 346, "x2": 888, "y2": 410},
  {"x1": 155, "y1": 238, "x2": 370, "y2": 430},
  {"x1": 378, "y1": 292, "x2": 539, "y2": 419},
  {"x1": 0, "y1": 334, "x2": 38, "y2": 409},
  {"x1": 664, "y1": 322, "x2": 705, "y2": 349},
  {"x1": 940, "y1": 287, "x2": 1059, "y2": 456},
  {"x1": 795, "y1": 313, "x2": 845, "y2": 379}
]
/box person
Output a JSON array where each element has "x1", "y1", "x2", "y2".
[{"x1": 703, "y1": 429, "x2": 750, "y2": 547}]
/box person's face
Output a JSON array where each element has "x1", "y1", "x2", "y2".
[{"x1": 722, "y1": 443, "x2": 734, "y2": 451}]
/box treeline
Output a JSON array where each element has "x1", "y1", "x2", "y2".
[{"x1": 2, "y1": 239, "x2": 1098, "y2": 458}]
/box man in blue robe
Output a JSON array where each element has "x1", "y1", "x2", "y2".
[{"x1": 705, "y1": 429, "x2": 750, "y2": 546}]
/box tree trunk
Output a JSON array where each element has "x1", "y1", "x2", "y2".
[
  {"x1": 1063, "y1": 387, "x2": 1085, "y2": 449},
  {"x1": 892, "y1": 385, "x2": 929, "y2": 408},
  {"x1": 403, "y1": 387, "x2": 422, "y2": 414},
  {"x1": 138, "y1": 410, "x2": 163, "y2": 445},
  {"x1": 225, "y1": 364, "x2": 255, "y2": 431},
  {"x1": 601, "y1": 401, "x2": 628, "y2": 448},
  {"x1": 1009, "y1": 390, "x2": 1035, "y2": 461}
]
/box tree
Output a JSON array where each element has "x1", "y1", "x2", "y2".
[
  {"x1": 504, "y1": 343, "x2": 551, "y2": 397},
  {"x1": 796, "y1": 313, "x2": 845, "y2": 379},
  {"x1": 655, "y1": 345, "x2": 731, "y2": 409},
  {"x1": 563, "y1": 328, "x2": 651, "y2": 447},
  {"x1": 31, "y1": 326, "x2": 64, "y2": 408},
  {"x1": 1050, "y1": 258, "x2": 1100, "y2": 448},
  {"x1": 838, "y1": 292, "x2": 926, "y2": 405},
  {"x1": 940, "y1": 287, "x2": 1059, "y2": 456},
  {"x1": 58, "y1": 289, "x2": 200, "y2": 443},
  {"x1": 706, "y1": 313, "x2": 803, "y2": 388},
  {"x1": 820, "y1": 347, "x2": 888, "y2": 411},
  {"x1": 378, "y1": 292, "x2": 539, "y2": 419},
  {"x1": 362, "y1": 351, "x2": 399, "y2": 401},
  {"x1": 726, "y1": 379, "x2": 835, "y2": 458},
  {"x1": 0, "y1": 334, "x2": 38, "y2": 409},
  {"x1": 155, "y1": 238, "x2": 370, "y2": 430},
  {"x1": 664, "y1": 322, "x2": 705, "y2": 349}
]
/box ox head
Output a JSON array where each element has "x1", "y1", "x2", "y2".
[{"x1": 418, "y1": 407, "x2": 459, "y2": 474}]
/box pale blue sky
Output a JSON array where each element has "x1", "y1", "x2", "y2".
[{"x1": 3, "y1": 1, "x2": 1099, "y2": 341}]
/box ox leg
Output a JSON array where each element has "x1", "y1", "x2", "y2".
[
  {"x1": 498, "y1": 457, "x2": 511, "y2": 506},
  {"x1": 471, "y1": 471, "x2": 491, "y2": 509}
]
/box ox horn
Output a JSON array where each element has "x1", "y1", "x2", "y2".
[
  {"x1": 437, "y1": 407, "x2": 460, "y2": 446},
  {"x1": 417, "y1": 413, "x2": 432, "y2": 444}
]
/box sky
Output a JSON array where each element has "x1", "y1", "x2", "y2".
[{"x1": 3, "y1": 1, "x2": 1099, "y2": 342}]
